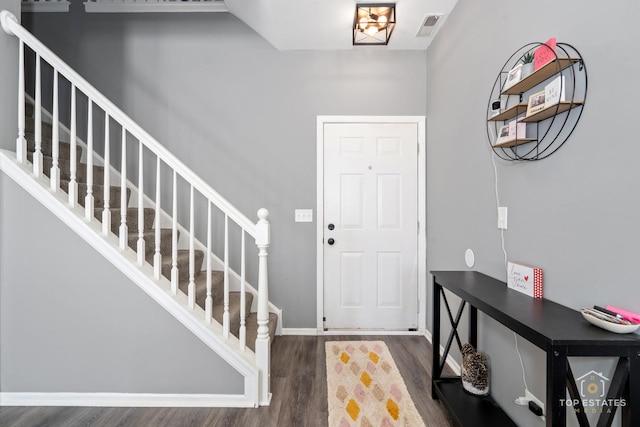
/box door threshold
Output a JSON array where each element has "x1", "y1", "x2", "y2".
[{"x1": 321, "y1": 329, "x2": 424, "y2": 336}]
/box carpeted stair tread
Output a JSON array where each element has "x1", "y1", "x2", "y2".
[
  {"x1": 212, "y1": 292, "x2": 253, "y2": 338},
  {"x1": 60, "y1": 179, "x2": 131, "y2": 209},
  {"x1": 175, "y1": 270, "x2": 254, "y2": 339},
  {"x1": 128, "y1": 228, "x2": 173, "y2": 259},
  {"x1": 245, "y1": 312, "x2": 278, "y2": 352},
  {"x1": 108, "y1": 207, "x2": 156, "y2": 234},
  {"x1": 160, "y1": 249, "x2": 205, "y2": 283},
  {"x1": 26, "y1": 134, "x2": 81, "y2": 161},
  {"x1": 25, "y1": 120, "x2": 53, "y2": 138},
  {"x1": 28, "y1": 153, "x2": 106, "y2": 186}
]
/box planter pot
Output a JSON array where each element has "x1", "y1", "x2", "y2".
[{"x1": 521, "y1": 62, "x2": 534, "y2": 79}]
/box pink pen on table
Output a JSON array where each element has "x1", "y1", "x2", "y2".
[{"x1": 606, "y1": 306, "x2": 640, "y2": 324}]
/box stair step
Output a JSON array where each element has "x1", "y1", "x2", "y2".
[
  {"x1": 160, "y1": 249, "x2": 205, "y2": 283},
  {"x1": 26, "y1": 134, "x2": 81, "y2": 161},
  {"x1": 25, "y1": 120, "x2": 53, "y2": 138},
  {"x1": 109, "y1": 207, "x2": 155, "y2": 235},
  {"x1": 177, "y1": 271, "x2": 255, "y2": 339},
  {"x1": 127, "y1": 228, "x2": 173, "y2": 259},
  {"x1": 27, "y1": 153, "x2": 107, "y2": 186},
  {"x1": 60, "y1": 179, "x2": 131, "y2": 210}
]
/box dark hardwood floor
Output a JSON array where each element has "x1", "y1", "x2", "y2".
[{"x1": 0, "y1": 335, "x2": 454, "y2": 427}]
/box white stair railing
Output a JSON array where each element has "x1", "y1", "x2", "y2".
[{"x1": 1, "y1": 10, "x2": 271, "y2": 405}]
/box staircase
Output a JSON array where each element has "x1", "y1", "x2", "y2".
[
  {"x1": 24, "y1": 114, "x2": 278, "y2": 350},
  {"x1": 0, "y1": 10, "x2": 277, "y2": 407}
]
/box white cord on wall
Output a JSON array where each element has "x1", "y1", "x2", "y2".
[{"x1": 491, "y1": 151, "x2": 530, "y2": 399}]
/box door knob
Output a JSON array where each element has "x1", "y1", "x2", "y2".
[
  {"x1": 328, "y1": 223, "x2": 335, "y2": 230},
  {"x1": 327, "y1": 238, "x2": 335, "y2": 245}
]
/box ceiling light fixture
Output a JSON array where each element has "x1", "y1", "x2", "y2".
[{"x1": 353, "y1": 3, "x2": 396, "y2": 46}]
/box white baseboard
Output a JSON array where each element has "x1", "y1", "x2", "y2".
[
  {"x1": 0, "y1": 392, "x2": 255, "y2": 408},
  {"x1": 424, "y1": 329, "x2": 462, "y2": 376},
  {"x1": 281, "y1": 328, "x2": 318, "y2": 336},
  {"x1": 321, "y1": 329, "x2": 423, "y2": 336}
]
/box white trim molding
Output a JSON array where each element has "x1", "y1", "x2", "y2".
[
  {"x1": 0, "y1": 392, "x2": 254, "y2": 408},
  {"x1": 424, "y1": 329, "x2": 462, "y2": 376},
  {"x1": 316, "y1": 116, "x2": 427, "y2": 333},
  {"x1": 281, "y1": 328, "x2": 318, "y2": 336}
]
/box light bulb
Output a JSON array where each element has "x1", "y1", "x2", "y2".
[
  {"x1": 378, "y1": 15, "x2": 388, "y2": 26},
  {"x1": 366, "y1": 26, "x2": 378, "y2": 36},
  {"x1": 359, "y1": 17, "x2": 368, "y2": 30}
]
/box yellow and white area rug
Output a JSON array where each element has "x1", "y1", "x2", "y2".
[{"x1": 325, "y1": 341, "x2": 426, "y2": 427}]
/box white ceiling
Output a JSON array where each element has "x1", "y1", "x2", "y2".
[{"x1": 225, "y1": 0, "x2": 459, "y2": 50}]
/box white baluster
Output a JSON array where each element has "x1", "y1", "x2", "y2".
[
  {"x1": 33, "y1": 53, "x2": 43, "y2": 177},
  {"x1": 239, "y1": 229, "x2": 246, "y2": 352},
  {"x1": 137, "y1": 141, "x2": 145, "y2": 265},
  {"x1": 50, "y1": 69, "x2": 60, "y2": 191},
  {"x1": 223, "y1": 214, "x2": 230, "y2": 338},
  {"x1": 153, "y1": 157, "x2": 162, "y2": 280},
  {"x1": 68, "y1": 85, "x2": 78, "y2": 207},
  {"x1": 205, "y1": 201, "x2": 212, "y2": 323},
  {"x1": 119, "y1": 127, "x2": 128, "y2": 250},
  {"x1": 170, "y1": 170, "x2": 178, "y2": 294},
  {"x1": 255, "y1": 208, "x2": 270, "y2": 405},
  {"x1": 102, "y1": 112, "x2": 111, "y2": 235},
  {"x1": 188, "y1": 185, "x2": 195, "y2": 309},
  {"x1": 84, "y1": 100, "x2": 94, "y2": 220},
  {"x1": 16, "y1": 40, "x2": 26, "y2": 164}
]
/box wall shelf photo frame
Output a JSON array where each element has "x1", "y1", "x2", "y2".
[{"x1": 486, "y1": 41, "x2": 588, "y2": 161}]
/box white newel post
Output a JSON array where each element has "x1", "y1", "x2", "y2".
[{"x1": 255, "y1": 208, "x2": 271, "y2": 405}]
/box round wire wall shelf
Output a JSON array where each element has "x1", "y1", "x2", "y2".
[{"x1": 486, "y1": 42, "x2": 587, "y2": 161}]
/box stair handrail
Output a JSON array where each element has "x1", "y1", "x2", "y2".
[
  {"x1": 1, "y1": 10, "x2": 271, "y2": 405},
  {"x1": 0, "y1": 10, "x2": 257, "y2": 238}
]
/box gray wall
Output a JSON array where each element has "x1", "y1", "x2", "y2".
[
  {"x1": 0, "y1": 174, "x2": 243, "y2": 394},
  {"x1": 427, "y1": 0, "x2": 640, "y2": 425},
  {"x1": 23, "y1": 7, "x2": 428, "y2": 329},
  {"x1": 0, "y1": 0, "x2": 19, "y2": 150}
]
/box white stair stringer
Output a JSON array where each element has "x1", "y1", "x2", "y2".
[{"x1": 0, "y1": 149, "x2": 261, "y2": 408}]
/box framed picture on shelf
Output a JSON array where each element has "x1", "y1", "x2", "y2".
[
  {"x1": 502, "y1": 64, "x2": 522, "y2": 91},
  {"x1": 495, "y1": 124, "x2": 510, "y2": 144},
  {"x1": 526, "y1": 90, "x2": 546, "y2": 116},
  {"x1": 495, "y1": 121, "x2": 526, "y2": 145},
  {"x1": 544, "y1": 75, "x2": 565, "y2": 108}
]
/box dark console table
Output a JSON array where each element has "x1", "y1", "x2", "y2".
[{"x1": 431, "y1": 270, "x2": 640, "y2": 427}]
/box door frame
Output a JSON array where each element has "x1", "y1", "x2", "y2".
[{"x1": 316, "y1": 116, "x2": 426, "y2": 333}]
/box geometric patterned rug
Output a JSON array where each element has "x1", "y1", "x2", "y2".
[{"x1": 325, "y1": 341, "x2": 426, "y2": 427}]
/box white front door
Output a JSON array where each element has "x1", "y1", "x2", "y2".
[{"x1": 322, "y1": 122, "x2": 418, "y2": 330}]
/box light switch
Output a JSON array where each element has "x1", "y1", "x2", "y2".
[{"x1": 295, "y1": 209, "x2": 313, "y2": 223}]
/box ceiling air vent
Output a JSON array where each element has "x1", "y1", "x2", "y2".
[{"x1": 416, "y1": 14, "x2": 443, "y2": 37}]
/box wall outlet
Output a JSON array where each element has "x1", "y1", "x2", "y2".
[
  {"x1": 525, "y1": 390, "x2": 545, "y2": 416},
  {"x1": 498, "y1": 206, "x2": 508, "y2": 229},
  {"x1": 294, "y1": 209, "x2": 313, "y2": 223}
]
